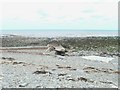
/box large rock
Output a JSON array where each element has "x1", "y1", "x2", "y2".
[
  {"x1": 46, "y1": 43, "x2": 66, "y2": 56},
  {"x1": 55, "y1": 45, "x2": 66, "y2": 52},
  {"x1": 46, "y1": 45, "x2": 55, "y2": 52}
]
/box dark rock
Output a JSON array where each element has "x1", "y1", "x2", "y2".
[
  {"x1": 33, "y1": 70, "x2": 50, "y2": 74},
  {"x1": 67, "y1": 78, "x2": 76, "y2": 81},
  {"x1": 58, "y1": 73, "x2": 67, "y2": 76},
  {"x1": 55, "y1": 50, "x2": 65, "y2": 56},
  {"x1": 78, "y1": 77, "x2": 88, "y2": 82},
  {"x1": 2, "y1": 57, "x2": 6, "y2": 59},
  {"x1": 19, "y1": 83, "x2": 28, "y2": 87},
  {"x1": 13, "y1": 62, "x2": 24, "y2": 65}
]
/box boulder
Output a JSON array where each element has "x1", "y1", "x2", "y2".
[
  {"x1": 55, "y1": 45, "x2": 66, "y2": 52},
  {"x1": 46, "y1": 43, "x2": 66, "y2": 56},
  {"x1": 46, "y1": 45, "x2": 55, "y2": 52}
]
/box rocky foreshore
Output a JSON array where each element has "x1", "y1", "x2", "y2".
[
  {"x1": 0, "y1": 47, "x2": 119, "y2": 88},
  {"x1": 0, "y1": 35, "x2": 119, "y2": 88},
  {"x1": 67, "y1": 50, "x2": 120, "y2": 57}
]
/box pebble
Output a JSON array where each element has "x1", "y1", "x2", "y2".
[{"x1": 19, "y1": 83, "x2": 29, "y2": 87}]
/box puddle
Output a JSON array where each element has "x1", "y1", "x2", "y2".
[{"x1": 81, "y1": 55, "x2": 114, "y2": 63}]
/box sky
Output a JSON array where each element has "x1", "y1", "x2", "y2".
[{"x1": 0, "y1": 0, "x2": 119, "y2": 37}]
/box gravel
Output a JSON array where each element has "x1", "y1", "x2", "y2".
[{"x1": 0, "y1": 49, "x2": 118, "y2": 88}]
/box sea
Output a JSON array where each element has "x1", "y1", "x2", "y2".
[{"x1": 1, "y1": 30, "x2": 118, "y2": 37}]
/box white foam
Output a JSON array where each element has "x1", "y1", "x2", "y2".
[{"x1": 82, "y1": 55, "x2": 114, "y2": 63}]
